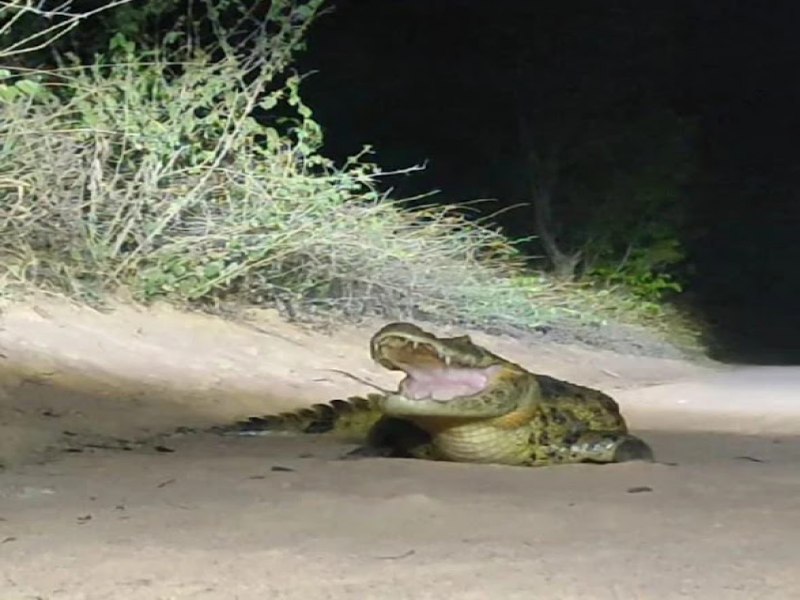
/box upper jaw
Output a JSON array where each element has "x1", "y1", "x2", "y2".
[{"x1": 372, "y1": 334, "x2": 489, "y2": 372}]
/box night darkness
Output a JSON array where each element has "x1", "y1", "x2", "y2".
[{"x1": 291, "y1": 0, "x2": 800, "y2": 364}]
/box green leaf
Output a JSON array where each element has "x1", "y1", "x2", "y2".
[
  {"x1": 259, "y1": 93, "x2": 281, "y2": 111},
  {"x1": 203, "y1": 262, "x2": 223, "y2": 278},
  {"x1": 0, "y1": 86, "x2": 19, "y2": 102},
  {"x1": 14, "y1": 79, "x2": 46, "y2": 98}
]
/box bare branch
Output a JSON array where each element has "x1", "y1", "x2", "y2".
[{"x1": 0, "y1": 0, "x2": 135, "y2": 59}]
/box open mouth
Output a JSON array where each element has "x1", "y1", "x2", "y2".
[
  {"x1": 399, "y1": 367, "x2": 495, "y2": 402},
  {"x1": 374, "y1": 336, "x2": 498, "y2": 402}
]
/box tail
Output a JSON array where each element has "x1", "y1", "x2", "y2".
[{"x1": 211, "y1": 394, "x2": 386, "y2": 443}]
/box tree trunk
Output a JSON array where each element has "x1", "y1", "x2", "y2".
[
  {"x1": 530, "y1": 177, "x2": 582, "y2": 280},
  {"x1": 516, "y1": 106, "x2": 582, "y2": 280}
]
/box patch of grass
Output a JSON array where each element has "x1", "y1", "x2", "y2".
[{"x1": 512, "y1": 276, "x2": 704, "y2": 351}]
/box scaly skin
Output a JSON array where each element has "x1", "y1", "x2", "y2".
[{"x1": 224, "y1": 322, "x2": 654, "y2": 467}]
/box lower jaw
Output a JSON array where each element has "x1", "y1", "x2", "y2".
[{"x1": 381, "y1": 396, "x2": 455, "y2": 418}]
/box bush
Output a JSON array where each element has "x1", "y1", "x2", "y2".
[
  {"x1": 0, "y1": 0, "x2": 701, "y2": 352},
  {"x1": 0, "y1": 0, "x2": 564, "y2": 329},
  {"x1": 584, "y1": 236, "x2": 684, "y2": 303}
]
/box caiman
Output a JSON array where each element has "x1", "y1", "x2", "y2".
[{"x1": 221, "y1": 322, "x2": 654, "y2": 467}]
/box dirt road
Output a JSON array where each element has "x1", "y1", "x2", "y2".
[{"x1": 1, "y1": 299, "x2": 798, "y2": 599}]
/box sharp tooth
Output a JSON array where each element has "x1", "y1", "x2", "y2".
[{"x1": 444, "y1": 355, "x2": 451, "y2": 366}]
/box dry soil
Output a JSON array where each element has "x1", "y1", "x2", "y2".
[{"x1": 1, "y1": 297, "x2": 798, "y2": 599}]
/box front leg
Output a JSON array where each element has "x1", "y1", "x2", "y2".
[
  {"x1": 343, "y1": 416, "x2": 441, "y2": 461},
  {"x1": 528, "y1": 431, "x2": 654, "y2": 466},
  {"x1": 567, "y1": 431, "x2": 654, "y2": 464}
]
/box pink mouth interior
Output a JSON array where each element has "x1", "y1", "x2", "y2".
[{"x1": 399, "y1": 366, "x2": 497, "y2": 401}]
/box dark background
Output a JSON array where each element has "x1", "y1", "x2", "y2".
[{"x1": 293, "y1": 0, "x2": 800, "y2": 364}]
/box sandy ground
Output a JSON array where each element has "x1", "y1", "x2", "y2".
[{"x1": 1, "y1": 296, "x2": 799, "y2": 599}]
